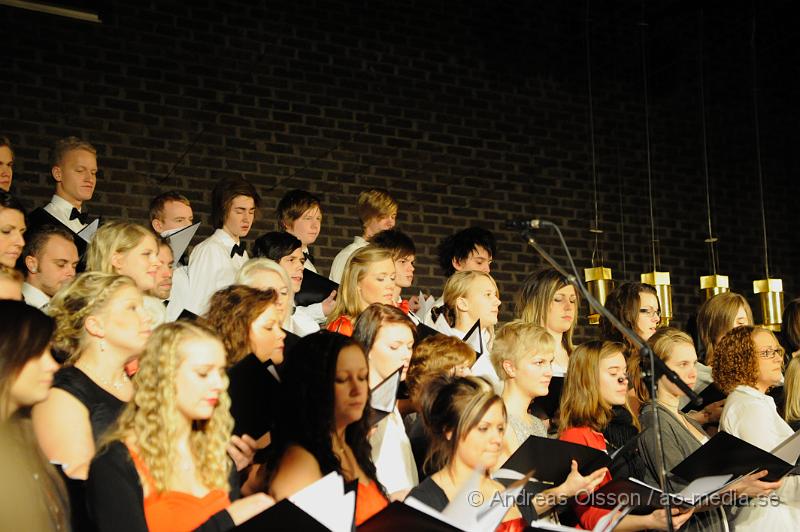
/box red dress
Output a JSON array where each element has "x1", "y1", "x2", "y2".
[
  {"x1": 559, "y1": 427, "x2": 614, "y2": 530},
  {"x1": 354, "y1": 480, "x2": 389, "y2": 526},
  {"x1": 326, "y1": 315, "x2": 354, "y2": 336},
  {"x1": 127, "y1": 446, "x2": 231, "y2": 532}
]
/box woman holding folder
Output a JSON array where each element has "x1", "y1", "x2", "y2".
[
  {"x1": 714, "y1": 326, "x2": 800, "y2": 529},
  {"x1": 559, "y1": 340, "x2": 694, "y2": 530},
  {"x1": 639, "y1": 327, "x2": 782, "y2": 532},
  {"x1": 87, "y1": 322, "x2": 274, "y2": 532}
]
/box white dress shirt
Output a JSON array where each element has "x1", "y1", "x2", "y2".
[
  {"x1": 22, "y1": 282, "x2": 50, "y2": 310},
  {"x1": 329, "y1": 235, "x2": 368, "y2": 283},
  {"x1": 719, "y1": 385, "x2": 800, "y2": 530},
  {"x1": 165, "y1": 265, "x2": 189, "y2": 321},
  {"x1": 43, "y1": 194, "x2": 87, "y2": 233},
  {"x1": 186, "y1": 229, "x2": 248, "y2": 315},
  {"x1": 291, "y1": 306, "x2": 322, "y2": 336},
  {"x1": 143, "y1": 295, "x2": 167, "y2": 328},
  {"x1": 369, "y1": 406, "x2": 418, "y2": 494}
]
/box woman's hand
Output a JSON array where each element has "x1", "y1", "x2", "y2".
[
  {"x1": 647, "y1": 507, "x2": 694, "y2": 530},
  {"x1": 228, "y1": 434, "x2": 257, "y2": 472},
  {"x1": 730, "y1": 469, "x2": 782, "y2": 498},
  {"x1": 226, "y1": 493, "x2": 275, "y2": 525},
  {"x1": 556, "y1": 460, "x2": 607, "y2": 498}
]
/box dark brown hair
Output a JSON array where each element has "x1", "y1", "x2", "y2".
[
  {"x1": 352, "y1": 303, "x2": 416, "y2": 356},
  {"x1": 276, "y1": 189, "x2": 321, "y2": 230},
  {"x1": 211, "y1": 177, "x2": 260, "y2": 229}
]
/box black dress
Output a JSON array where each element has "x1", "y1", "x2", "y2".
[
  {"x1": 52, "y1": 366, "x2": 126, "y2": 443},
  {"x1": 227, "y1": 354, "x2": 281, "y2": 440}
]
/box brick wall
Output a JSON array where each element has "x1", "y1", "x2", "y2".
[{"x1": 3, "y1": 0, "x2": 798, "y2": 340}]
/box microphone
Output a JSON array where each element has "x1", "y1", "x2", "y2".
[{"x1": 504, "y1": 219, "x2": 542, "y2": 230}]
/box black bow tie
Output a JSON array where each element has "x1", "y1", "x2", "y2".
[
  {"x1": 230, "y1": 243, "x2": 246, "y2": 258},
  {"x1": 162, "y1": 299, "x2": 169, "y2": 307},
  {"x1": 69, "y1": 208, "x2": 89, "y2": 225},
  {"x1": 303, "y1": 250, "x2": 314, "y2": 264}
]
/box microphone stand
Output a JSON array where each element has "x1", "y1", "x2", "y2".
[{"x1": 511, "y1": 220, "x2": 701, "y2": 532}]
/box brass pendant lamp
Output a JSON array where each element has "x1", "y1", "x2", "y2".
[
  {"x1": 637, "y1": 13, "x2": 672, "y2": 326},
  {"x1": 696, "y1": 10, "x2": 730, "y2": 300},
  {"x1": 582, "y1": 0, "x2": 615, "y2": 325},
  {"x1": 749, "y1": 13, "x2": 783, "y2": 331}
]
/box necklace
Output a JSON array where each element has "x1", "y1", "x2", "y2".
[{"x1": 97, "y1": 372, "x2": 130, "y2": 391}]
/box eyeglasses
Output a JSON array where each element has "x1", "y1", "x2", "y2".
[
  {"x1": 757, "y1": 347, "x2": 785, "y2": 360},
  {"x1": 639, "y1": 308, "x2": 661, "y2": 319}
]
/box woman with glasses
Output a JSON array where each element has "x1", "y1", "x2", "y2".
[
  {"x1": 639, "y1": 328, "x2": 782, "y2": 532},
  {"x1": 558, "y1": 340, "x2": 694, "y2": 531},
  {"x1": 713, "y1": 326, "x2": 800, "y2": 530}
]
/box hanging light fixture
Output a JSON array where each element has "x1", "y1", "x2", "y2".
[
  {"x1": 749, "y1": 12, "x2": 783, "y2": 331},
  {"x1": 696, "y1": 10, "x2": 730, "y2": 300},
  {"x1": 582, "y1": 0, "x2": 615, "y2": 325},
  {"x1": 637, "y1": 8, "x2": 672, "y2": 326}
]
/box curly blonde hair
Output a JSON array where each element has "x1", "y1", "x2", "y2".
[
  {"x1": 712, "y1": 325, "x2": 768, "y2": 393},
  {"x1": 47, "y1": 272, "x2": 137, "y2": 364},
  {"x1": 86, "y1": 221, "x2": 157, "y2": 274},
  {"x1": 406, "y1": 334, "x2": 477, "y2": 407},
  {"x1": 102, "y1": 322, "x2": 233, "y2": 493}
]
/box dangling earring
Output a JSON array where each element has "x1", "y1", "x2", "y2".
[{"x1": 99, "y1": 339, "x2": 107, "y2": 354}]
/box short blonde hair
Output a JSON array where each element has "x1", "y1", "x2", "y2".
[
  {"x1": 86, "y1": 222, "x2": 157, "y2": 274},
  {"x1": 326, "y1": 245, "x2": 394, "y2": 325},
  {"x1": 48, "y1": 272, "x2": 138, "y2": 363},
  {"x1": 236, "y1": 257, "x2": 294, "y2": 323},
  {"x1": 357, "y1": 188, "x2": 397, "y2": 227},
  {"x1": 491, "y1": 320, "x2": 555, "y2": 380},
  {"x1": 50, "y1": 136, "x2": 96, "y2": 167}
]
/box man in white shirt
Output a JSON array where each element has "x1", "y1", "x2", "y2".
[
  {"x1": 21, "y1": 226, "x2": 79, "y2": 309},
  {"x1": 276, "y1": 189, "x2": 323, "y2": 274},
  {"x1": 329, "y1": 188, "x2": 398, "y2": 283},
  {"x1": 187, "y1": 177, "x2": 259, "y2": 315},
  {"x1": 28, "y1": 137, "x2": 97, "y2": 234}
]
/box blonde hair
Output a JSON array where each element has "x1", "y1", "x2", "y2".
[
  {"x1": 515, "y1": 268, "x2": 580, "y2": 355},
  {"x1": 48, "y1": 272, "x2": 137, "y2": 363},
  {"x1": 784, "y1": 357, "x2": 800, "y2": 425},
  {"x1": 102, "y1": 322, "x2": 233, "y2": 493},
  {"x1": 434, "y1": 270, "x2": 499, "y2": 347},
  {"x1": 50, "y1": 136, "x2": 96, "y2": 166},
  {"x1": 491, "y1": 320, "x2": 555, "y2": 380},
  {"x1": 648, "y1": 327, "x2": 694, "y2": 364},
  {"x1": 697, "y1": 292, "x2": 753, "y2": 366},
  {"x1": 357, "y1": 188, "x2": 398, "y2": 227},
  {"x1": 558, "y1": 340, "x2": 634, "y2": 434},
  {"x1": 236, "y1": 257, "x2": 294, "y2": 324},
  {"x1": 326, "y1": 245, "x2": 394, "y2": 325},
  {"x1": 86, "y1": 221, "x2": 157, "y2": 274}
]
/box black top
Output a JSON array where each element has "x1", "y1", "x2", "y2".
[
  {"x1": 228, "y1": 354, "x2": 281, "y2": 440},
  {"x1": 52, "y1": 366, "x2": 126, "y2": 443},
  {"x1": 406, "y1": 414, "x2": 430, "y2": 480},
  {"x1": 406, "y1": 477, "x2": 449, "y2": 511},
  {"x1": 87, "y1": 441, "x2": 238, "y2": 532},
  {"x1": 406, "y1": 476, "x2": 536, "y2": 523},
  {"x1": 602, "y1": 405, "x2": 647, "y2": 481}
]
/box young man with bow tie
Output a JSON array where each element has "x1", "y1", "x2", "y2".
[
  {"x1": 26, "y1": 137, "x2": 99, "y2": 264},
  {"x1": 186, "y1": 176, "x2": 260, "y2": 315}
]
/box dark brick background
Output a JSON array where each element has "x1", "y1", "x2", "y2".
[{"x1": 3, "y1": 0, "x2": 797, "y2": 341}]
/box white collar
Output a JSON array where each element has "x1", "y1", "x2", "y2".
[
  {"x1": 353, "y1": 235, "x2": 368, "y2": 245},
  {"x1": 211, "y1": 228, "x2": 238, "y2": 247},
  {"x1": 22, "y1": 282, "x2": 50, "y2": 309},
  {"x1": 732, "y1": 384, "x2": 774, "y2": 404},
  {"x1": 49, "y1": 194, "x2": 80, "y2": 216}
]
